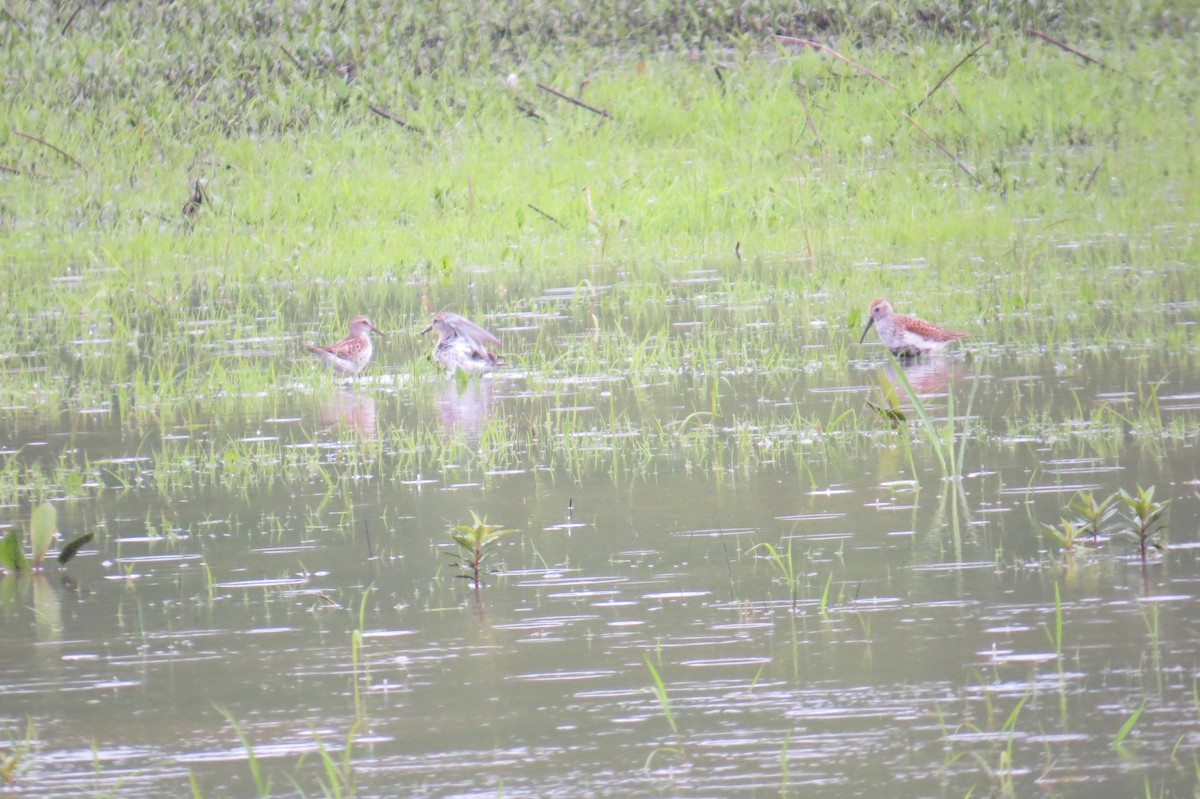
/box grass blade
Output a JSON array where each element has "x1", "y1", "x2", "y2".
[
  {"x1": 643, "y1": 654, "x2": 677, "y2": 734},
  {"x1": 1112, "y1": 701, "x2": 1145, "y2": 748}
]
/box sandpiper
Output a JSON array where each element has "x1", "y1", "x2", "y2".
[
  {"x1": 858, "y1": 298, "x2": 967, "y2": 358},
  {"x1": 303, "y1": 315, "x2": 382, "y2": 375},
  {"x1": 422, "y1": 311, "x2": 502, "y2": 375}
]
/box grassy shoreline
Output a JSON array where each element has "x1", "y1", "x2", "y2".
[{"x1": 0, "y1": 4, "x2": 1197, "y2": 493}]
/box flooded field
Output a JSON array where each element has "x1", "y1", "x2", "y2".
[
  {"x1": 2, "y1": 268, "x2": 1198, "y2": 798},
  {"x1": 4, "y1": 6, "x2": 1199, "y2": 794}
]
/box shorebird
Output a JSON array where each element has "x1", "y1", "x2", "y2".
[
  {"x1": 858, "y1": 298, "x2": 967, "y2": 358},
  {"x1": 303, "y1": 315, "x2": 382, "y2": 376},
  {"x1": 422, "y1": 311, "x2": 502, "y2": 375}
]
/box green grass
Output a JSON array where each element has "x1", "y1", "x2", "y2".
[{"x1": 0, "y1": 3, "x2": 1196, "y2": 498}]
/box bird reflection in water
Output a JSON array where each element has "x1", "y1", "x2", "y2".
[
  {"x1": 881, "y1": 355, "x2": 965, "y2": 405},
  {"x1": 437, "y1": 378, "x2": 495, "y2": 440},
  {"x1": 318, "y1": 390, "x2": 378, "y2": 438}
]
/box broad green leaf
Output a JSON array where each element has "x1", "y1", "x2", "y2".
[
  {"x1": 874, "y1": 368, "x2": 902, "y2": 412},
  {"x1": 57, "y1": 532, "x2": 95, "y2": 565},
  {"x1": 31, "y1": 501, "x2": 57, "y2": 567},
  {"x1": 65, "y1": 470, "x2": 85, "y2": 494},
  {"x1": 0, "y1": 530, "x2": 29, "y2": 572}
]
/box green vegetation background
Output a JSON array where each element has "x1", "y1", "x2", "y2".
[{"x1": 1, "y1": 1, "x2": 1196, "y2": 408}]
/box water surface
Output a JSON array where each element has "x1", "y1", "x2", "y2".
[{"x1": 3, "y1": 300, "x2": 1198, "y2": 798}]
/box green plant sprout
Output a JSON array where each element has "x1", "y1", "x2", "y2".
[
  {"x1": 1116, "y1": 485, "x2": 1170, "y2": 557},
  {"x1": 1067, "y1": 490, "x2": 1118, "y2": 543},
  {"x1": 1041, "y1": 517, "x2": 1086, "y2": 553},
  {"x1": 1043, "y1": 487, "x2": 1166, "y2": 556},
  {"x1": 447, "y1": 512, "x2": 515, "y2": 590}
]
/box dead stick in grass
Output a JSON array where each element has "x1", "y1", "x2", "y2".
[
  {"x1": 15, "y1": 130, "x2": 87, "y2": 172},
  {"x1": 774, "y1": 35, "x2": 895, "y2": 90},
  {"x1": 527, "y1": 204, "x2": 561, "y2": 225},
  {"x1": 792, "y1": 81, "x2": 821, "y2": 141},
  {"x1": 909, "y1": 38, "x2": 990, "y2": 116},
  {"x1": 536, "y1": 82, "x2": 613, "y2": 119},
  {"x1": 900, "y1": 112, "x2": 980, "y2": 185},
  {"x1": 279, "y1": 45, "x2": 307, "y2": 73},
  {"x1": 367, "y1": 104, "x2": 424, "y2": 134},
  {"x1": 61, "y1": 4, "x2": 84, "y2": 34},
  {"x1": 1027, "y1": 30, "x2": 1113, "y2": 71},
  {"x1": 61, "y1": 0, "x2": 108, "y2": 34}
]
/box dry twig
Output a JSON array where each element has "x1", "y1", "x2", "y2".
[
  {"x1": 536, "y1": 82, "x2": 613, "y2": 119},
  {"x1": 367, "y1": 104, "x2": 424, "y2": 134},
  {"x1": 900, "y1": 112, "x2": 980, "y2": 185},
  {"x1": 774, "y1": 35, "x2": 895, "y2": 89},
  {"x1": 527, "y1": 204, "x2": 561, "y2": 225},
  {"x1": 1028, "y1": 30, "x2": 1114, "y2": 71},
  {"x1": 792, "y1": 81, "x2": 821, "y2": 141},
  {"x1": 15, "y1": 130, "x2": 87, "y2": 172},
  {"x1": 279, "y1": 45, "x2": 307, "y2": 73},
  {"x1": 909, "y1": 38, "x2": 991, "y2": 116}
]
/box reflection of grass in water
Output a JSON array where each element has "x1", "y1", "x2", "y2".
[{"x1": 1046, "y1": 582, "x2": 1063, "y2": 657}]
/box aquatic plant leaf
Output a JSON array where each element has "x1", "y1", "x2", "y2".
[
  {"x1": 30, "y1": 501, "x2": 57, "y2": 567},
  {"x1": 643, "y1": 655, "x2": 677, "y2": 734},
  {"x1": 65, "y1": 470, "x2": 85, "y2": 495},
  {"x1": 0, "y1": 531, "x2": 29, "y2": 572},
  {"x1": 874, "y1": 368, "x2": 903, "y2": 412},
  {"x1": 1112, "y1": 701, "x2": 1144, "y2": 748},
  {"x1": 57, "y1": 533, "x2": 95, "y2": 565},
  {"x1": 866, "y1": 400, "x2": 906, "y2": 426}
]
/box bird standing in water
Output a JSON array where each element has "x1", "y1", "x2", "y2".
[
  {"x1": 303, "y1": 315, "x2": 382, "y2": 376},
  {"x1": 422, "y1": 312, "x2": 502, "y2": 375},
  {"x1": 859, "y1": 298, "x2": 967, "y2": 358}
]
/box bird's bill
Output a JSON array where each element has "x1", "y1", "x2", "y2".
[
  {"x1": 858, "y1": 318, "x2": 875, "y2": 344},
  {"x1": 369, "y1": 323, "x2": 383, "y2": 335},
  {"x1": 420, "y1": 324, "x2": 433, "y2": 335}
]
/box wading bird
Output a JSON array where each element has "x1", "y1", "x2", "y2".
[
  {"x1": 303, "y1": 315, "x2": 382, "y2": 376},
  {"x1": 859, "y1": 298, "x2": 967, "y2": 358},
  {"x1": 422, "y1": 311, "x2": 502, "y2": 375}
]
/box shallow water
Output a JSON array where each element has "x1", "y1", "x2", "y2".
[{"x1": 3, "y1": 309, "x2": 1199, "y2": 799}]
